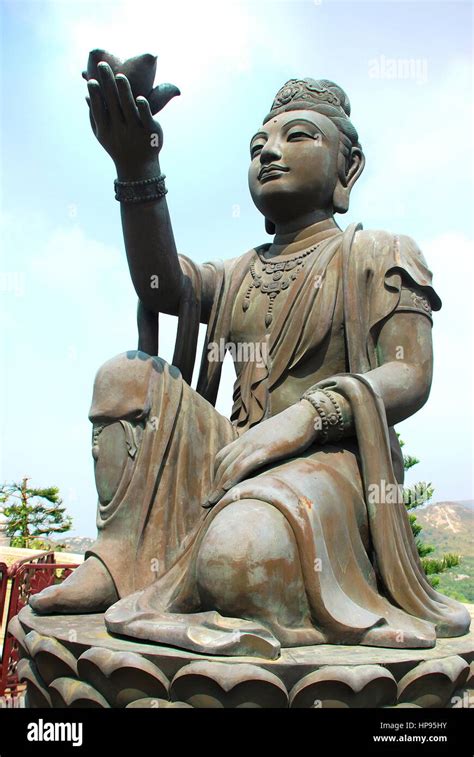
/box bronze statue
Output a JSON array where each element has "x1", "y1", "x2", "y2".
[{"x1": 29, "y1": 51, "x2": 470, "y2": 659}]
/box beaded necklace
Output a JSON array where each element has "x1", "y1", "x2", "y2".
[{"x1": 242, "y1": 240, "x2": 324, "y2": 327}]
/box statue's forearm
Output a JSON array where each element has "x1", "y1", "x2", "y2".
[
  {"x1": 117, "y1": 161, "x2": 184, "y2": 316},
  {"x1": 328, "y1": 311, "x2": 434, "y2": 432},
  {"x1": 299, "y1": 360, "x2": 431, "y2": 445}
]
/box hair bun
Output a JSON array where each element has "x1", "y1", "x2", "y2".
[{"x1": 316, "y1": 79, "x2": 351, "y2": 117}]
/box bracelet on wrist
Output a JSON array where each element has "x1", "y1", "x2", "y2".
[
  {"x1": 302, "y1": 394, "x2": 330, "y2": 443},
  {"x1": 301, "y1": 388, "x2": 345, "y2": 444},
  {"x1": 319, "y1": 389, "x2": 345, "y2": 441},
  {"x1": 114, "y1": 174, "x2": 167, "y2": 203}
]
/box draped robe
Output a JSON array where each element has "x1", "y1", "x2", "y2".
[{"x1": 86, "y1": 223, "x2": 470, "y2": 659}]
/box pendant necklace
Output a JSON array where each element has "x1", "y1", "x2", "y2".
[{"x1": 242, "y1": 240, "x2": 324, "y2": 327}]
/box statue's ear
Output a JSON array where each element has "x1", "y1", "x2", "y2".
[
  {"x1": 333, "y1": 147, "x2": 365, "y2": 214},
  {"x1": 265, "y1": 218, "x2": 276, "y2": 235}
]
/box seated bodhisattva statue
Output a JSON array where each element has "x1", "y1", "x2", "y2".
[{"x1": 30, "y1": 51, "x2": 470, "y2": 658}]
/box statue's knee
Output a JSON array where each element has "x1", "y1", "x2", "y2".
[
  {"x1": 89, "y1": 351, "x2": 165, "y2": 423},
  {"x1": 201, "y1": 500, "x2": 293, "y2": 560},
  {"x1": 197, "y1": 500, "x2": 299, "y2": 604}
]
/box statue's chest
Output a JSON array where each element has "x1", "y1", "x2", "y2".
[
  {"x1": 230, "y1": 266, "x2": 293, "y2": 343},
  {"x1": 229, "y1": 251, "x2": 343, "y2": 348}
]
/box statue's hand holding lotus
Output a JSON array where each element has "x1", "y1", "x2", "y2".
[{"x1": 82, "y1": 49, "x2": 180, "y2": 178}]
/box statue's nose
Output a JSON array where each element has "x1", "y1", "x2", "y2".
[{"x1": 260, "y1": 139, "x2": 282, "y2": 163}]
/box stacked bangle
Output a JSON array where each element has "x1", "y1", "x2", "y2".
[
  {"x1": 301, "y1": 388, "x2": 345, "y2": 444},
  {"x1": 319, "y1": 389, "x2": 345, "y2": 441},
  {"x1": 114, "y1": 175, "x2": 167, "y2": 203}
]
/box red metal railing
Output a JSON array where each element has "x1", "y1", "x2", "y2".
[
  {"x1": 0, "y1": 555, "x2": 79, "y2": 699},
  {"x1": 0, "y1": 562, "x2": 9, "y2": 636}
]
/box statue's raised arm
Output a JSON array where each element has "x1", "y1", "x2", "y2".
[{"x1": 83, "y1": 51, "x2": 186, "y2": 318}]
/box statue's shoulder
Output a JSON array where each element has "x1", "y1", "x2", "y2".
[
  {"x1": 353, "y1": 227, "x2": 421, "y2": 250},
  {"x1": 352, "y1": 227, "x2": 428, "y2": 268},
  {"x1": 351, "y1": 227, "x2": 440, "y2": 308},
  {"x1": 353, "y1": 227, "x2": 393, "y2": 247}
]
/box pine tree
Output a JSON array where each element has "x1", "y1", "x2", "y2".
[
  {"x1": 0, "y1": 476, "x2": 73, "y2": 549},
  {"x1": 399, "y1": 437, "x2": 460, "y2": 588}
]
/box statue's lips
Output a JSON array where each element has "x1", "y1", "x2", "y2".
[{"x1": 259, "y1": 167, "x2": 289, "y2": 183}]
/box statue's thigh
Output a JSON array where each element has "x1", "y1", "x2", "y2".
[{"x1": 252, "y1": 449, "x2": 369, "y2": 552}]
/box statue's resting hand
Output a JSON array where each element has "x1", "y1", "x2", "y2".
[
  {"x1": 204, "y1": 401, "x2": 318, "y2": 508},
  {"x1": 86, "y1": 61, "x2": 164, "y2": 175}
]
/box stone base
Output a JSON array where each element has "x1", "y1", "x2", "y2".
[{"x1": 10, "y1": 604, "x2": 474, "y2": 708}]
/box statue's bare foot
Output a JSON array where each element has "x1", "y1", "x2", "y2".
[
  {"x1": 28, "y1": 556, "x2": 118, "y2": 615},
  {"x1": 362, "y1": 620, "x2": 436, "y2": 649}
]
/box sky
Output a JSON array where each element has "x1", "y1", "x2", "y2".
[{"x1": 0, "y1": 0, "x2": 473, "y2": 537}]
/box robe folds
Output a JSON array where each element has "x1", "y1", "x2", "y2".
[{"x1": 86, "y1": 223, "x2": 470, "y2": 659}]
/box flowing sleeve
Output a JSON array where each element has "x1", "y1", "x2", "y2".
[
  {"x1": 177, "y1": 255, "x2": 220, "y2": 325},
  {"x1": 136, "y1": 254, "x2": 221, "y2": 385},
  {"x1": 368, "y1": 231, "x2": 442, "y2": 333},
  {"x1": 172, "y1": 254, "x2": 223, "y2": 384},
  {"x1": 386, "y1": 234, "x2": 442, "y2": 322},
  {"x1": 150, "y1": 248, "x2": 254, "y2": 405},
  {"x1": 343, "y1": 230, "x2": 441, "y2": 374}
]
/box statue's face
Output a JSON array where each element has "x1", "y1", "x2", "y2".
[{"x1": 248, "y1": 109, "x2": 340, "y2": 223}]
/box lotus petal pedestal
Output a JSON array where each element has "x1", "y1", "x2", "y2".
[{"x1": 10, "y1": 604, "x2": 474, "y2": 709}]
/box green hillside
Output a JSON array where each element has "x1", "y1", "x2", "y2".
[{"x1": 415, "y1": 501, "x2": 474, "y2": 603}]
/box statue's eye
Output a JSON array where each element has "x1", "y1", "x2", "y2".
[
  {"x1": 250, "y1": 143, "x2": 264, "y2": 158},
  {"x1": 287, "y1": 131, "x2": 314, "y2": 141}
]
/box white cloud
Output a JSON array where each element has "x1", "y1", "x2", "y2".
[
  {"x1": 41, "y1": 0, "x2": 257, "y2": 92},
  {"x1": 354, "y1": 57, "x2": 473, "y2": 231},
  {"x1": 31, "y1": 223, "x2": 122, "y2": 291}
]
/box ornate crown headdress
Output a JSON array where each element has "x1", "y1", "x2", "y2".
[{"x1": 263, "y1": 78, "x2": 351, "y2": 123}]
